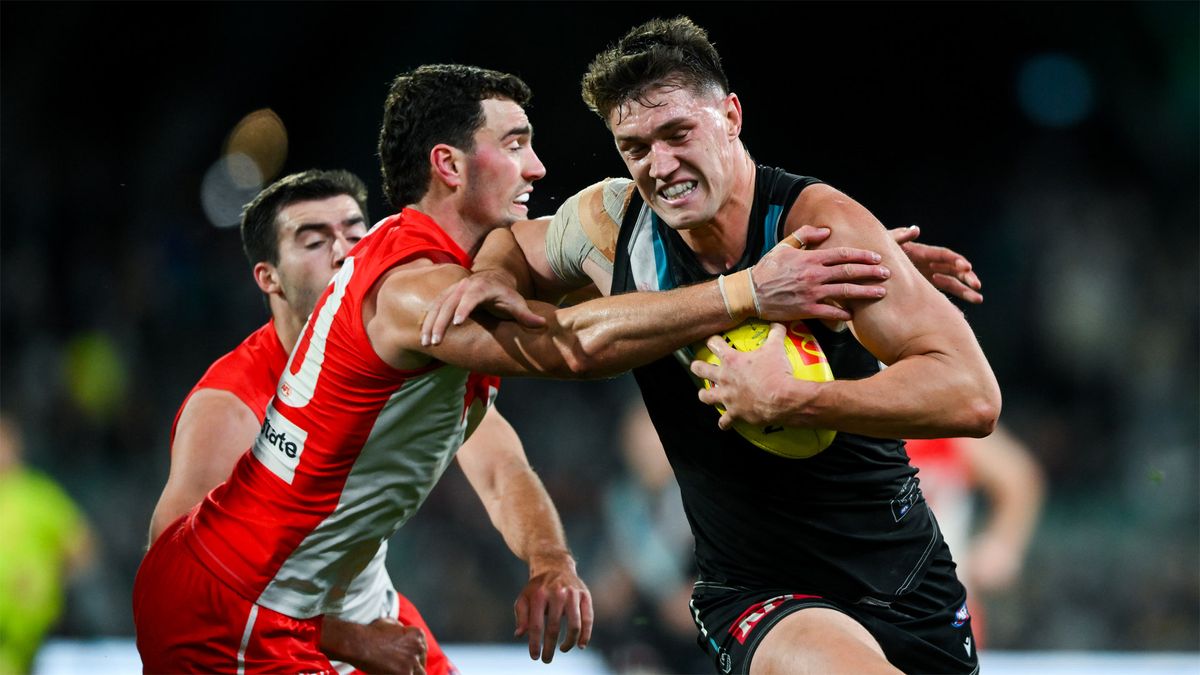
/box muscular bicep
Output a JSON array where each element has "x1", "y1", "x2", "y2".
[
  {"x1": 149, "y1": 389, "x2": 260, "y2": 542},
  {"x1": 793, "y1": 185, "x2": 972, "y2": 364}
]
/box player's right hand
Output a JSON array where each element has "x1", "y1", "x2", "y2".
[
  {"x1": 514, "y1": 552, "x2": 593, "y2": 664},
  {"x1": 752, "y1": 225, "x2": 890, "y2": 322},
  {"x1": 421, "y1": 269, "x2": 547, "y2": 346}
]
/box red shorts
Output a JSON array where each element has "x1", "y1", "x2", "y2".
[
  {"x1": 394, "y1": 593, "x2": 457, "y2": 675},
  {"x1": 133, "y1": 514, "x2": 335, "y2": 674}
]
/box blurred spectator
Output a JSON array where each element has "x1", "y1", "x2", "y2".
[
  {"x1": 906, "y1": 423, "x2": 1045, "y2": 645},
  {"x1": 0, "y1": 413, "x2": 96, "y2": 673},
  {"x1": 590, "y1": 400, "x2": 708, "y2": 674}
]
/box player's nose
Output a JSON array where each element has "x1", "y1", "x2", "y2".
[
  {"x1": 524, "y1": 148, "x2": 547, "y2": 182},
  {"x1": 331, "y1": 233, "x2": 354, "y2": 266},
  {"x1": 648, "y1": 142, "x2": 679, "y2": 180}
]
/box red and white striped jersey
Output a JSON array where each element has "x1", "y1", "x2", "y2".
[{"x1": 186, "y1": 208, "x2": 499, "y2": 619}]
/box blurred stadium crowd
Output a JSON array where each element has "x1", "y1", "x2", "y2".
[{"x1": 1, "y1": 2, "x2": 1196, "y2": 670}]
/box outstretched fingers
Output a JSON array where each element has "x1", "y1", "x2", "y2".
[
  {"x1": 421, "y1": 273, "x2": 548, "y2": 346},
  {"x1": 420, "y1": 283, "x2": 465, "y2": 346}
]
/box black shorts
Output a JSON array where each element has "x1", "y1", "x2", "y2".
[{"x1": 690, "y1": 549, "x2": 978, "y2": 675}]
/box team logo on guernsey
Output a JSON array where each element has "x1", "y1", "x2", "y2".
[
  {"x1": 252, "y1": 403, "x2": 308, "y2": 484},
  {"x1": 952, "y1": 601, "x2": 971, "y2": 628}
]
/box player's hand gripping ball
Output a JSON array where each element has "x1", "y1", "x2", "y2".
[{"x1": 693, "y1": 319, "x2": 837, "y2": 458}]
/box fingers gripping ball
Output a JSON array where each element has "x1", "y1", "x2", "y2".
[{"x1": 694, "y1": 319, "x2": 837, "y2": 458}]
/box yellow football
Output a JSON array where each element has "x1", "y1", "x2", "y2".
[{"x1": 694, "y1": 319, "x2": 836, "y2": 459}]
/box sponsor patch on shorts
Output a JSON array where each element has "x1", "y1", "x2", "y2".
[
  {"x1": 890, "y1": 477, "x2": 919, "y2": 522},
  {"x1": 951, "y1": 600, "x2": 970, "y2": 628}
]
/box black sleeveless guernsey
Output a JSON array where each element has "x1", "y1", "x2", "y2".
[{"x1": 610, "y1": 165, "x2": 944, "y2": 605}]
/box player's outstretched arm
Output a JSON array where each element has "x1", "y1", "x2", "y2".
[
  {"x1": 380, "y1": 235, "x2": 890, "y2": 379},
  {"x1": 692, "y1": 185, "x2": 1000, "y2": 439},
  {"x1": 457, "y1": 407, "x2": 592, "y2": 663},
  {"x1": 148, "y1": 390, "x2": 260, "y2": 544},
  {"x1": 320, "y1": 617, "x2": 427, "y2": 675},
  {"x1": 422, "y1": 223, "x2": 892, "y2": 346},
  {"x1": 421, "y1": 219, "x2": 559, "y2": 345}
]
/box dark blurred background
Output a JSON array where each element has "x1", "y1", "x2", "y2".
[{"x1": 2, "y1": 0, "x2": 1197, "y2": 667}]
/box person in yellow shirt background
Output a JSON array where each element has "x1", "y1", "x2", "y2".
[{"x1": 0, "y1": 412, "x2": 96, "y2": 673}]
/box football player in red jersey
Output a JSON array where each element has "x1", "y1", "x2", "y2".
[{"x1": 147, "y1": 169, "x2": 591, "y2": 674}]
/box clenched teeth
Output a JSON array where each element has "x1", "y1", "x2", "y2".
[{"x1": 660, "y1": 181, "x2": 696, "y2": 200}]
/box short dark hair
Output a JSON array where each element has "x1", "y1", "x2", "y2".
[
  {"x1": 581, "y1": 16, "x2": 729, "y2": 124},
  {"x1": 378, "y1": 64, "x2": 532, "y2": 209},
  {"x1": 240, "y1": 169, "x2": 369, "y2": 267}
]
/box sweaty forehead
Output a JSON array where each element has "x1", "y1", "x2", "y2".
[{"x1": 611, "y1": 85, "x2": 723, "y2": 136}]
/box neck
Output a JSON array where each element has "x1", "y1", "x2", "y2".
[
  {"x1": 678, "y1": 149, "x2": 756, "y2": 274},
  {"x1": 410, "y1": 191, "x2": 489, "y2": 258},
  {"x1": 269, "y1": 296, "x2": 305, "y2": 352}
]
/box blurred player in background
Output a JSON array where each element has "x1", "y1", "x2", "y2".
[
  {"x1": 0, "y1": 412, "x2": 96, "y2": 673},
  {"x1": 145, "y1": 168, "x2": 591, "y2": 674},
  {"x1": 133, "y1": 63, "x2": 858, "y2": 673},
  {"x1": 426, "y1": 17, "x2": 1000, "y2": 675},
  {"x1": 906, "y1": 423, "x2": 1045, "y2": 645},
  {"x1": 590, "y1": 398, "x2": 705, "y2": 674}
]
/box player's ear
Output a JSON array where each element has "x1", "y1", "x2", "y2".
[
  {"x1": 723, "y1": 92, "x2": 743, "y2": 140},
  {"x1": 430, "y1": 144, "x2": 466, "y2": 190},
  {"x1": 253, "y1": 261, "x2": 280, "y2": 295}
]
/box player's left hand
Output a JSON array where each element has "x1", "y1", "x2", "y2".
[
  {"x1": 691, "y1": 323, "x2": 818, "y2": 429},
  {"x1": 514, "y1": 552, "x2": 593, "y2": 663},
  {"x1": 890, "y1": 225, "x2": 984, "y2": 304},
  {"x1": 421, "y1": 269, "x2": 546, "y2": 346},
  {"x1": 320, "y1": 616, "x2": 427, "y2": 675}
]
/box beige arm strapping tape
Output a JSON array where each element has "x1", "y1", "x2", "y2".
[{"x1": 718, "y1": 268, "x2": 757, "y2": 320}]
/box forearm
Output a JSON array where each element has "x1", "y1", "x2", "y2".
[
  {"x1": 460, "y1": 410, "x2": 574, "y2": 566},
  {"x1": 472, "y1": 227, "x2": 537, "y2": 297},
  {"x1": 318, "y1": 617, "x2": 362, "y2": 665},
  {"x1": 797, "y1": 350, "x2": 1000, "y2": 438},
  {"x1": 551, "y1": 280, "x2": 735, "y2": 378},
  {"x1": 486, "y1": 466, "x2": 574, "y2": 570}
]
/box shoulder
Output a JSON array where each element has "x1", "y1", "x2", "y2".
[
  {"x1": 361, "y1": 209, "x2": 471, "y2": 270},
  {"x1": 186, "y1": 323, "x2": 282, "y2": 419},
  {"x1": 553, "y1": 178, "x2": 637, "y2": 262},
  {"x1": 792, "y1": 182, "x2": 855, "y2": 213},
  {"x1": 784, "y1": 182, "x2": 878, "y2": 236},
  {"x1": 373, "y1": 259, "x2": 469, "y2": 322}
]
